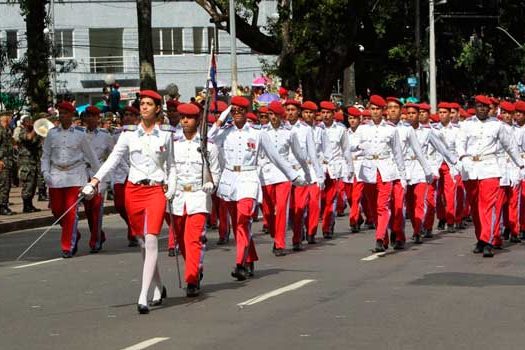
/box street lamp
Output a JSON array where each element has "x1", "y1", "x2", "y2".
[
  {"x1": 496, "y1": 26, "x2": 524, "y2": 49},
  {"x1": 46, "y1": 0, "x2": 57, "y2": 105}
]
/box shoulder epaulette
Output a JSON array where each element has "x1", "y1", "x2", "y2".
[
  {"x1": 299, "y1": 120, "x2": 308, "y2": 127},
  {"x1": 452, "y1": 123, "x2": 460, "y2": 128},
  {"x1": 282, "y1": 123, "x2": 292, "y2": 130},
  {"x1": 98, "y1": 128, "x2": 109, "y2": 133},
  {"x1": 221, "y1": 123, "x2": 233, "y2": 129},
  {"x1": 74, "y1": 126, "x2": 86, "y2": 132},
  {"x1": 159, "y1": 124, "x2": 177, "y2": 132},
  {"x1": 360, "y1": 120, "x2": 372, "y2": 125},
  {"x1": 250, "y1": 124, "x2": 262, "y2": 130},
  {"x1": 122, "y1": 125, "x2": 138, "y2": 132},
  {"x1": 316, "y1": 123, "x2": 325, "y2": 129},
  {"x1": 421, "y1": 124, "x2": 431, "y2": 129},
  {"x1": 385, "y1": 121, "x2": 396, "y2": 127},
  {"x1": 113, "y1": 127, "x2": 123, "y2": 134}
]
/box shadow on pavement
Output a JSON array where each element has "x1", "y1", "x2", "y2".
[{"x1": 409, "y1": 272, "x2": 525, "y2": 287}]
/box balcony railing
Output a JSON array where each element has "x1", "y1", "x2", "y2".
[{"x1": 89, "y1": 56, "x2": 138, "y2": 74}]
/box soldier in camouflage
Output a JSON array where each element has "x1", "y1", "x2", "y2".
[
  {"x1": 16, "y1": 115, "x2": 42, "y2": 213},
  {"x1": 0, "y1": 112, "x2": 16, "y2": 215}
]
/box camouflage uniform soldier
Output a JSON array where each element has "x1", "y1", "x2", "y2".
[
  {"x1": 17, "y1": 115, "x2": 42, "y2": 212},
  {"x1": 0, "y1": 112, "x2": 16, "y2": 215},
  {"x1": 37, "y1": 112, "x2": 51, "y2": 201}
]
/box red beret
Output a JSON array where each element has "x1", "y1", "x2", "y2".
[
  {"x1": 500, "y1": 101, "x2": 515, "y2": 113},
  {"x1": 515, "y1": 100, "x2": 525, "y2": 113},
  {"x1": 449, "y1": 102, "x2": 461, "y2": 110},
  {"x1": 386, "y1": 97, "x2": 402, "y2": 106},
  {"x1": 124, "y1": 106, "x2": 140, "y2": 115},
  {"x1": 319, "y1": 101, "x2": 336, "y2": 111},
  {"x1": 334, "y1": 111, "x2": 344, "y2": 122},
  {"x1": 301, "y1": 101, "x2": 318, "y2": 111},
  {"x1": 166, "y1": 100, "x2": 180, "y2": 108},
  {"x1": 268, "y1": 101, "x2": 285, "y2": 116},
  {"x1": 177, "y1": 103, "x2": 201, "y2": 116},
  {"x1": 459, "y1": 108, "x2": 469, "y2": 118},
  {"x1": 86, "y1": 105, "x2": 101, "y2": 114},
  {"x1": 430, "y1": 113, "x2": 440, "y2": 122},
  {"x1": 418, "y1": 103, "x2": 431, "y2": 111},
  {"x1": 283, "y1": 99, "x2": 301, "y2": 107},
  {"x1": 466, "y1": 108, "x2": 476, "y2": 116},
  {"x1": 207, "y1": 114, "x2": 216, "y2": 123},
  {"x1": 258, "y1": 106, "x2": 268, "y2": 114},
  {"x1": 437, "y1": 102, "x2": 451, "y2": 109},
  {"x1": 405, "y1": 103, "x2": 419, "y2": 109},
  {"x1": 401, "y1": 108, "x2": 408, "y2": 114},
  {"x1": 210, "y1": 100, "x2": 228, "y2": 113},
  {"x1": 278, "y1": 87, "x2": 288, "y2": 97},
  {"x1": 347, "y1": 107, "x2": 361, "y2": 117},
  {"x1": 369, "y1": 95, "x2": 386, "y2": 108},
  {"x1": 140, "y1": 90, "x2": 162, "y2": 102},
  {"x1": 246, "y1": 112, "x2": 258, "y2": 122},
  {"x1": 57, "y1": 102, "x2": 75, "y2": 113},
  {"x1": 361, "y1": 110, "x2": 371, "y2": 117},
  {"x1": 490, "y1": 97, "x2": 499, "y2": 106},
  {"x1": 191, "y1": 101, "x2": 204, "y2": 111},
  {"x1": 231, "y1": 96, "x2": 250, "y2": 108},
  {"x1": 475, "y1": 95, "x2": 492, "y2": 106}
]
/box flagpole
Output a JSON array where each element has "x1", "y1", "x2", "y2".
[{"x1": 229, "y1": 0, "x2": 238, "y2": 96}]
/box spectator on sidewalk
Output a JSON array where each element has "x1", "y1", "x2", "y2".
[{"x1": 0, "y1": 112, "x2": 16, "y2": 215}]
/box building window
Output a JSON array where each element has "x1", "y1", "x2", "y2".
[
  {"x1": 6, "y1": 31, "x2": 18, "y2": 59},
  {"x1": 207, "y1": 27, "x2": 217, "y2": 53},
  {"x1": 193, "y1": 27, "x2": 205, "y2": 54},
  {"x1": 153, "y1": 28, "x2": 183, "y2": 56},
  {"x1": 56, "y1": 30, "x2": 73, "y2": 58}
]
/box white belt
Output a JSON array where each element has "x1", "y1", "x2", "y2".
[
  {"x1": 51, "y1": 161, "x2": 84, "y2": 171},
  {"x1": 364, "y1": 154, "x2": 390, "y2": 160},
  {"x1": 226, "y1": 165, "x2": 257, "y2": 172}
]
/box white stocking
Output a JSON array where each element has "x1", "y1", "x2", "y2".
[{"x1": 138, "y1": 234, "x2": 161, "y2": 305}]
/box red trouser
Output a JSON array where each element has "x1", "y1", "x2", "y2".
[
  {"x1": 520, "y1": 181, "x2": 525, "y2": 232},
  {"x1": 173, "y1": 211, "x2": 207, "y2": 285},
  {"x1": 226, "y1": 198, "x2": 259, "y2": 265},
  {"x1": 502, "y1": 185, "x2": 519, "y2": 237},
  {"x1": 364, "y1": 172, "x2": 393, "y2": 244},
  {"x1": 493, "y1": 186, "x2": 507, "y2": 247},
  {"x1": 209, "y1": 193, "x2": 220, "y2": 226},
  {"x1": 83, "y1": 192, "x2": 105, "y2": 250},
  {"x1": 437, "y1": 163, "x2": 457, "y2": 225},
  {"x1": 406, "y1": 183, "x2": 428, "y2": 236},
  {"x1": 423, "y1": 179, "x2": 437, "y2": 231},
  {"x1": 49, "y1": 187, "x2": 81, "y2": 252},
  {"x1": 389, "y1": 180, "x2": 406, "y2": 242},
  {"x1": 455, "y1": 176, "x2": 466, "y2": 222},
  {"x1": 261, "y1": 182, "x2": 292, "y2": 249},
  {"x1": 304, "y1": 184, "x2": 321, "y2": 237},
  {"x1": 465, "y1": 178, "x2": 500, "y2": 244},
  {"x1": 343, "y1": 180, "x2": 364, "y2": 226},
  {"x1": 166, "y1": 213, "x2": 177, "y2": 249},
  {"x1": 290, "y1": 185, "x2": 307, "y2": 243},
  {"x1": 336, "y1": 180, "x2": 346, "y2": 214},
  {"x1": 322, "y1": 176, "x2": 341, "y2": 233},
  {"x1": 217, "y1": 197, "x2": 230, "y2": 239},
  {"x1": 114, "y1": 183, "x2": 132, "y2": 241}
]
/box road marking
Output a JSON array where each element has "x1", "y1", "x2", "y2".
[
  {"x1": 237, "y1": 279, "x2": 315, "y2": 306},
  {"x1": 361, "y1": 252, "x2": 386, "y2": 261},
  {"x1": 121, "y1": 337, "x2": 170, "y2": 350},
  {"x1": 12, "y1": 258, "x2": 63, "y2": 269}
]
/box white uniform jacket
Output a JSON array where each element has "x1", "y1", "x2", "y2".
[
  {"x1": 208, "y1": 122, "x2": 298, "y2": 202},
  {"x1": 93, "y1": 124, "x2": 176, "y2": 187},
  {"x1": 313, "y1": 122, "x2": 330, "y2": 164},
  {"x1": 344, "y1": 128, "x2": 365, "y2": 183},
  {"x1": 83, "y1": 127, "x2": 115, "y2": 192},
  {"x1": 396, "y1": 121, "x2": 432, "y2": 180},
  {"x1": 434, "y1": 122, "x2": 461, "y2": 176},
  {"x1": 41, "y1": 125, "x2": 101, "y2": 188},
  {"x1": 169, "y1": 133, "x2": 220, "y2": 215},
  {"x1": 111, "y1": 127, "x2": 130, "y2": 185},
  {"x1": 350, "y1": 120, "x2": 405, "y2": 184},
  {"x1": 289, "y1": 120, "x2": 324, "y2": 184},
  {"x1": 259, "y1": 123, "x2": 310, "y2": 186},
  {"x1": 323, "y1": 122, "x2": 354, "y2": 179},
  {"x1": 458, "y1": 116, "x2": 523, "y2": 181}
]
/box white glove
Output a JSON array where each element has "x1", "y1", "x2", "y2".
[
  {"x1": 318, "y1": 181, "x2": 325, "y2": 191},
  {"x1": 218, "y1": 106, "x2": 232, "y2": 123},
  {"x1": 520, "y1": 167, "x2": 525, "y2": 180},
  {"x1": 81, "y1": 183, "x2": 97, "y2": 200},
  {"x1": 425, "y1": 173, "x2": 434, "y2": 184},
  {"x1": 164, "y1": 185, "x2": 176, "y2": 200},
  {"x1": 400, "y1": 179, "x2": 407, "y2": 190},
  {"x1": 202, "y1": 182, "x2": 215, "y2": 194},
  {"x1": 292, "y1": 175, "x2": 306, "y2": 187}
]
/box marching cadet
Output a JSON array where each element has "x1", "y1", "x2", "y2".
[
  {"x1": 112, "y1": 106, "x2": 140, "y2": 247},
  {"x1": 449, "y1": 102, "x2": 468, "y2": 229},
  {"x1": 41, "y1": 102, "x2": 101, "y2": 258},
  {"x1": 319, "y1": 101, "x2": 354, "y2": 239},
  {"x1": 209, "y1": 96, "x2": 305, "y2": 281},
  {"x1": 458, "y1": 95, "x2": 524, "y2": 257},
  {"x1": 385, "y1": 97, "x2": 432, "y2": 249},
  {"x1": 169, "y1": 103, "x2": 220, "y2": 297},
  {"x1": 259, "y1": 101, "x2": 310, "y2": 255},
  {"x1": 0, "y1": 112, "x2": 15, "y2": 215},
  {"x1": 285, "y1": 99, "x2": 324, "y2": 246},
  {"x1": 83, "y1": 90, "x2": 176, "y2": 314},
  {"x1": 434, "y1": 102, "x2": 463, "y2": 233},
  {"x1": 514, "y1": 100, "x2": 525, "y2": 240},
  {"x1": 350, "y1": 95, "x2": 405, "y2": 252},
  {"x1": 345, "y1": 107, "x2": 366, "y2": 232},
  {"x1": 82, "y1": 106, "x2": 115, "y2": 253},
  {"x1": 300, "y1": 101, "x2": 329, "y2": 240},
  {"x1": 404, "y1": 103, "x2": 457, "y2": 243},
  {"x1": 16, "y1": 115, "x2": 42, "y2": 213},
  {"x1": 257, "y1": 106, "x2": 269, "y2": 126}
]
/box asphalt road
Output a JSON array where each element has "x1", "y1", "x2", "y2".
[{"x1": 2, "y1": 212, "x2": 525, "y2": 350}]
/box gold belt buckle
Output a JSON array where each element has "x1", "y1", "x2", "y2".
[
  {"x1": 372, "y1": 155, "x2": 379, "y2": 160},
  {"x1": 411, "y1": 156, "x2": 417, "y2": 160},
  {"x1": 183, "y1": 184, "x2": 192, "y2": 191},
  {"x1": 472, "y1": 155, "x2": 480, "y2": 161},
  {"x1": 233, "y1": 165, "x2": 241, "y2": 172}
]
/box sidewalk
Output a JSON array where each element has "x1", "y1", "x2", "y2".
[{"x1": 0, "y1": 187, "x2": 116, "y2": 234}]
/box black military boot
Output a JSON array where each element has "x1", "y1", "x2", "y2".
[
  {"x1": 37, "y1": 190, "x2": 49, "y2": 201},
  {"x1": 23, "y1": 199, "x2": 40, "y2": 213},
  {"x1": 0, "y1": 204, "x2": 15, "y2": 216}
]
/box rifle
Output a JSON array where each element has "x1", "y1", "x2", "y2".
[{"x1": 199, "y1": 39, "x2": 216, "y2": 186}]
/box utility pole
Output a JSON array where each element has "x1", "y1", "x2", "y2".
[
  {"x1": 50, "y1": 0, "x2": 57, "y2": 104},
  {"x1": 429, "y1": 0, "x2": 437, "y2": 112},
  {"x1": 415, "y1": 0, "x2": 421, "y2": 99},
  {"x1": 229, "y1": 0, "x2": 238, "y2": 96}
]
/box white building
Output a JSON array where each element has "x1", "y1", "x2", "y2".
[{"x1": 0, "y1": 0, "x2": 277, "y2": 105}]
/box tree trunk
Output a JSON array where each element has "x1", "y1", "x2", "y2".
[
  {"x1": 136, "y1": 0, "x2": 157, "y2": 90},
  {"x1": 25, "y1": 0, "x2": 50, "y2": 112}
]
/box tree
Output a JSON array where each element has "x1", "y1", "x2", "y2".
[
  {"x1": 195, "y1": 0, "x2": 372, "y2": 100},
  {"x1": 137, "y1": 0, "x2": 157, "y2": 90}
]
